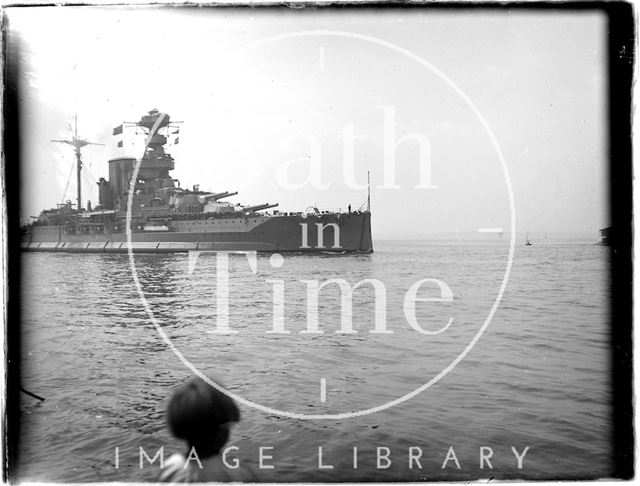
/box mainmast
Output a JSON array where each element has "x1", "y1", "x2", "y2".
[{"x1": 51, "y1": 115, "x2": 104, "y2": 212}]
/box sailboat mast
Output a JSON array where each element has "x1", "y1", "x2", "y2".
[{"x1": 367, "y1": 171, "x2": 371, "y2": 212}]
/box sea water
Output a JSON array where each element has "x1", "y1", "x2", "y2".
[{"x1": 17, "y1": 240, "x2": 612, "y2": 481}]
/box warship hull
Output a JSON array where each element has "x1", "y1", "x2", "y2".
[{"x1": 22, "y1": 212, "x2": 373, "y2": 254}]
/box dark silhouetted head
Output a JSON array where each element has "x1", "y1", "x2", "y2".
[{"x1": 167, "y1": 377, "x2": 240, "y2": 457}]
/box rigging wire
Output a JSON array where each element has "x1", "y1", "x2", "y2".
[
  {"x1": 82, "y1": 162, "x2": 99, "y2": 184},
  {"x1": 60, "y1": 157, "x2": 100, "y2": 207},
  {"x1": 82, "y1": 163, "x2": 100, "y2": 205},
  {"x1": 61, "y1": 158, "x2": 75, "y2": 204},
  {"x1": 84, "y1": 180, "x2": 98, "y2": 204}
]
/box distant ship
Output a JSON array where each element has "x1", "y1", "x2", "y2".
[{"x1": 22, "y1": 109, "x2": 373, "y2": 254}]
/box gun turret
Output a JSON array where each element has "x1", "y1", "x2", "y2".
[{"x1": 243, "y1": 203, "x2": 279, "y2": 213}]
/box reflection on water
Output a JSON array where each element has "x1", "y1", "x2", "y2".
[{"x1": 18, "y1": 241, "x2": 611, "y2": 481}]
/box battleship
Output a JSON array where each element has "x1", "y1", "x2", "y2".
[{"x1": 21, "y1": 110, "x2": 373, "y2": 254}]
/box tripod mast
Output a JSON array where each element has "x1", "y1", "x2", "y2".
[{"x1": 51, "y1": 115, "x2": 104, "y2": 212}]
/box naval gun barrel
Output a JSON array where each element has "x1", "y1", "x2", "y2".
[
  {"x1": 244, "y1": 203, "x2": 279, "y2": 212},
  {"x1": 202, "y1": 191, "x2": 238, "y2": 202}
]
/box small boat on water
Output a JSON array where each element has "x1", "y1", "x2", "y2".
[
  {"x1": 599, "y1": 227, "x2": 611, "y2": 246},
  {"x1": 525, "y1": 233, "x2": 532, "y2": 246}
]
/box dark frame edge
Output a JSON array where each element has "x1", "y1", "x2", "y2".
[
  {"x1": 2, "y1": 9, "x2": 23, "y2": 484},
  {"x1": 608, "y1": 0, "x2": 635, "y2": 480}
]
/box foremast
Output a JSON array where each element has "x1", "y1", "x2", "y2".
[{"x1": 50, "y1": 115, "x2": 104, "y2": 212}]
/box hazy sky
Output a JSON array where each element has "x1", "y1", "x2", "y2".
[{"x1": 9, "y1": 7, "x2": 607, "y2": 239}]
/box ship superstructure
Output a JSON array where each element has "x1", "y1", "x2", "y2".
[{"x1": 22, "y1": 110, "x2": 373, "y2": 253}]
